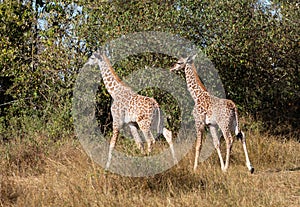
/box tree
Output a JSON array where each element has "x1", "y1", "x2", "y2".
[{"x1": 1, "y1": 0, "x2": 298, "y2": 140}]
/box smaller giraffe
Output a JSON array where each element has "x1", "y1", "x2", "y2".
[
  {"x1": 87, "y1": 51, "x2": 177, "y2": 170},
  {"x1": 170, "y1": 55, "x2": 254, "y2": 173}
]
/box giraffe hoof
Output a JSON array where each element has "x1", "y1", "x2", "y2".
[
  {"x1": 221, "y1": 167, "x2": 228, "y2": 173},
  {"x1": 250, "y1": 167, "x2": 254, "y2": 174},
  {"x1": 138, "y1": 145, "x2": 145, "y2": 154},
  {"x1": 173, "y1": 159, "x2": 179, "y2": 165}
]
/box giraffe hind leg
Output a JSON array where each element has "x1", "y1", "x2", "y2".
[
  {"x1": 163, "y1": 128, "x2": 178, "y2": 164},
  {"x1": 129, "y1": 124, "x2": 145, "y2": 154},
  {"x1": 140, "y1": 128, "x2": 155, "y2": 154},
  {"x1": 223, "y1": 131, "x2": 233, "y2": 172},
  {"x1": 209, "y1": 125, "x2": 225, "y2": 171},
  {"x1": 239, "y1": 132, "x2": 254, "y2": 173}
]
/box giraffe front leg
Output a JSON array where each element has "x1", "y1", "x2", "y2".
[
  {"x1": 105, "y1": 127, "x2": 119, "y2": 170},
  {"x1": 194, "y1": 122, "x2": 205, "y2": 171}
]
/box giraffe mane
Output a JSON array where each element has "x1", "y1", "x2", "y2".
[
  {"x1": 190, "y1": 63, "x2": 208, "y2": 92},
  {"x1": 102, "y1": 54, "x2": 129, "y2": 87}
]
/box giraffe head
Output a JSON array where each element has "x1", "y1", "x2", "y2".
[
  {"x1": 87, "y1": 50, "x2": 103, "y2": 65},
  {"x1": 170, "y1": 55, "x2": 196, "y2": 72}
]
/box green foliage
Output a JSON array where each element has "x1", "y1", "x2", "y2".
[{"x1": 0, "y1": 0, "x2": 299, "y2": 140}]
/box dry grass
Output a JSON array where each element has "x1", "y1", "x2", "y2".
[{"x1": 0, "y1": 131, "x2": 299, "y2": 207}]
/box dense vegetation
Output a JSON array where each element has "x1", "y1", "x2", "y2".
[{"x1": 0, "y1": 0, "x2": 299, "y2": 141}]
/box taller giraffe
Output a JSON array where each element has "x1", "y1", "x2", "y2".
[
  {"x1": 87, "y1": 51, "x2": 177, "y2": 170},
  {"x1": 170, "y1": 55, "x2": 254, "y2": 173}
]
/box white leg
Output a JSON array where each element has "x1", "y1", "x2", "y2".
[
  {"x1": 106, "y1": 126, "x2": 119, "y2": 170},
  {"x1": 192, "y1": 109, "x2": 205, "y2": 171},
  {"x1": 129, "y1": 124, "x2": 145, "y2": 154},
  {"x1": 240, "y1": 132, "x2": 254, "y2": 173},
  {"x1": 210, "y1": 125, "x2": 225, "y2": 171},
  {"x1": 106, "y1": 104, "x2": 122, "y2": 170},
  {"x1": 194, "y1": 122, "x2": 205, "y2": 171},
  {"x1": 163, "y1": 128, "x2": 177, "y2": 164},
  {"x1": 223, "y1": 131, "x2": 233, "y2": 172},
  {"x1": 141, "y1": 129, "x2": 155, "y2": 154}
]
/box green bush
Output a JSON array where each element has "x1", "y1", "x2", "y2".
[{"x1": 0, "y1": 0, "x2": 298, "y2": 140}]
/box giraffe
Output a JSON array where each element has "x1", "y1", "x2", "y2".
[
  {"x1": 87, "y1": 51, "x2": 177, "y2": 170},
  {"x1": 170, "y1": 55, "x2": 254, "y2": 173}
]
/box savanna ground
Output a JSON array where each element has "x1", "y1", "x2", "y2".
[{"x1": 0, "y1": 123, "x2": 299, "y2": 207}]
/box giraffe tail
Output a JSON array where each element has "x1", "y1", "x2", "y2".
[
  {"x1": 234, "y1": 107, "x2": 244, "y2": 141},
  {"x1": 153, "y1": 106, "x2": 164, "y2": 139}
]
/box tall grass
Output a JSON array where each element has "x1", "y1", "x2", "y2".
[{"x1": 0, "y1": 130, "x2": 299, "y2": 207}]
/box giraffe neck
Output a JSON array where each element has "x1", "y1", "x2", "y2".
[
  {"x1": 98, "y1": 55, "x2": 130, "y2": 99},
  {"x1": 184, "y1": 63, "x2": 208, "y2": 101}
]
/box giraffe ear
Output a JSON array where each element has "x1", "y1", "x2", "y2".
[
  {"x1": 94, "y1": 48, "x2": 106, "y2": 60},
  {"x1": 93, "y1": 51, "x2": 101, "y2": 59},
  {"x1": 187, "y1": 54, "x2": 196, "y2": 63}
]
